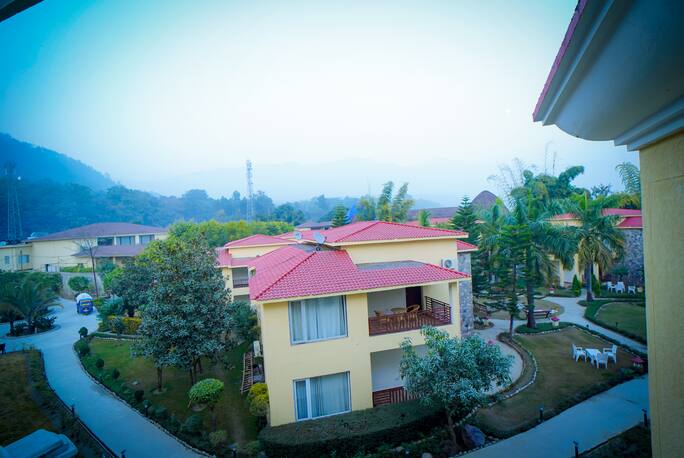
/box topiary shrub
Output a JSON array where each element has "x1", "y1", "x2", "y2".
[
  {"x1": 78, "y1": 326, "x2": 88, "y2": 339},
  {"x1": 153, "y1": 405, "x2": 168, "y2": 420},
  {"x1": 68, "y1": 276, "x2": 90, "y2": 294},
  {"x1": 247, "y1": 383, "x2": 269, "y2": 418},
  {"x1": 592, "y1": 274, "x2": 601, "y2": 298},
  {"x1": 111, "y1": 368, "x2": 120, "y2": 380},
  {"x1": 95, "y1": 358, "x2": 105, "y2": 370},
  {"x1": 571, "y1": 275, "x2": 581, "y2": 297},
  {"x1": 181, "y1": 414, "x2": 204, "y2": 436},
  {"x1": 209, "y1": 430, "x2": 228, "y2": 448},
  {"x1": 134, "y1": 389, "x2": 144, "y2": 403},
  {"x1": 75, "y1": 340, "x2": 90, "y2": 357}
]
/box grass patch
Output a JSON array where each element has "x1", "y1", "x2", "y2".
[
  {"x1": 82, "y1": 338, "x2": 257, "y2": 453},
  {"x1": 587, "y1": 302, "x2": 647, "y2": 343},
  {"x1": 472, "y1": 327, "x2": 638, "y2": 438},
  {"x1": 487, "y1": 299, "x2": 564, "y2": 321},
  {"x1": 582, "y1": 425, "x2": 651, "y2": 457},
  {"x1": 515, "y1": 322, "x2": 571, "y2": 334},
  {"x1": 536, "y1": 287, "x2": 578, "y2": 298}
]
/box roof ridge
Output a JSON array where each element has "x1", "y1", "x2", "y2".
[
  {"x1": 370, "y1": 220, "x2": 466, "y2": 235},
  {"x1": 335, "y1": 221, "x2": 381, "y2": 242},
  {"x1": 253, "y1": 250, "x2": 317, "y2": 301}
]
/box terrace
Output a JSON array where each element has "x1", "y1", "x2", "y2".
[{"x1": 366, "y1": 286, "x2": 452, "y2": 336}]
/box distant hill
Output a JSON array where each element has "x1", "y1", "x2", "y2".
[{"x1": 0, "y1": 133, "x2": 116, "y2": 190}]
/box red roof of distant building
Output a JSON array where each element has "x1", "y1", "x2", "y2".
[
  {"x1": 249, "y1": 246, "x2": 468, "y2": 301},
  {"x1": 617, "y1": 216, "x2": 643, "y2": 228},
  {"x1": 215, "y1": 248, "x2": 256, "y2": 267},
  {"x1": 224, "y1": 234, "x2": 293, "y2": 248},
  {"x1": 292, "y1": 221, "x2": 466, "y2": 244},
  {"x1": 406, "y1": 217, "x2": 452, "y2": 226},
  {"x1": 551, "y1": 208, "x2": 642, "y2": 220},
  {"x1": 456, "y1": 240, "x2": 478, "y2": 252}
]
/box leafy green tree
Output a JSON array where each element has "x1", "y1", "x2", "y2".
[
  {"x1": 418, "y1": 209, "x2": 431, "y2": 227},
  {"x1": 273, "y1": 204, "x2": 306, "y2": 226},
  {"x1": 614, "y1": 162, "x2": 641, "y2": 208},
  {"x1": 569, "y1": 195, "x2": 625, "y2": 301},
  {"x1": 331, "y1": 205, "x2": 349, "y2": 227},
  {"x1": 400, "y1": 327, "x2": 512, "y2": 445},
  {"x1": 188, "y1": 378, "x2": 225, "y2": 428},
  {"x1": 169, "y1": 220, "x2": 293, "y2": 247},
  {"x1": 450, "y1": 197, "x2": 479, "y2": 244},
  {"x1": 356, "y1": 181, "x2": 414, "y2": 222},
  {"x1": 227, "y1": 301, "x2": 259, "y2": 343},
  {"x1": 68, "y1": 276, "x2": 90, "y2": 294},
  {"x1": 110, "y1": 257, "x2": 155, "y2": 316},
  {"x1": 135, "y1": 234, "x2": 232, "y2": 386},
  {"x1": 1, "y1": 276, "x2": 60, "y2": 333},
  {"x1": 356, "y1": 195, "x2": 377, "y2": 221}
]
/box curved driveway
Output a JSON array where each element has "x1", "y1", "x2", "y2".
[{"x1": 1, "y1": 299, "x2": 201, "y2": 458}]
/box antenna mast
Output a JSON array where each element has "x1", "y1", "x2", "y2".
[
  {"x1": 246, "y1": 159, "x2": 255, "y2": 221},
  {"x1": 4, "y1": 162, "x2": 23, "y2": 242}
]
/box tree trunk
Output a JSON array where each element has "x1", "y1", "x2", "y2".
[
  {"x1": 156, "y1": 367, "x2": 163, "y2": 392},
  {"x1": 189, "y1": 366, "x2": 195, "y2": 385},
  {"x1": 445, "y1": 409, "x2": 458, "y2": 446},
  {"x1": 526, "y1": 280, "x2": 536, "y2": 329},
  {"x1": 90, "y1": 250, "x2": 100, "y2": 299},
  {"x1": 196, "y1": 358, "x2": 203, "y2": 374},
  {"x1": 586, "y1": 265, "x2": 594, "y2": 301},
  {"x1": 509, "y1": 313, "x2": 514, "y2": 337},
  {"x1": 9, "y1": 319, "x2": 15, "y2": 335}
]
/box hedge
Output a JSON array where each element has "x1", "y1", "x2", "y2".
[
  {"x1": 104, "y1": 315, "x2": 141, "y2": 335},
  {"x1": 259, "y1": 400, "x2": 443, "y2": 457}
]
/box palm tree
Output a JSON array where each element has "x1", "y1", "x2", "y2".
[
  {"x1": 4, "y1": 277, "x2": 60, "y2": 333},
  {"x1": 570, "y1": 195, "x2": 625, "y2": 301}
]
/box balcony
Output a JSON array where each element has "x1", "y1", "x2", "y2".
[
  {"x1": 372, "y1": 386, "x2": 416, "y2": 407},
  {"x1": 368, "y1": 296, "x2": 451, "y2": 336}
]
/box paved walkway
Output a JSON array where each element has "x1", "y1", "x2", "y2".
[
  {"x1": 473, "y1": 325, "x2": 523, "y2": 394},
  {"x1": 1, "y1": 299, "x2": 201, "y2": 458},
  {"x1": 465, "y1": 376, "x2": 649, "y2": 457}
]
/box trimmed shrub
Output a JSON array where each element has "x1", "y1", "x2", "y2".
[
  {"x1": 104, "y1": 315, "x2": 142, "y2": 335},
  {"x1": 75, "y1": 340, "x2": 90, "y2": 357},
  {"x1": 153, "y1": 405, "x2": 168, "y2": 420},
  {"x1": 592, "y1": 274, "x2": 601, "y2": 298},
  {"x1": 209, "y1": 430, "x2": 228, "y2": 448},
  {"x1": 571, "y1": 275, "x2": 581, "y2": 297},
  {"x1": 259, "y1": 399, "x2": 443, "y2": 458},
  {"x1": 111, "y1": 368, "x2": 120, "y2": 380},
  {"x1": 134, "y1": 389, "x2": 144, "y2": 403},
  {"x1": 189, "y1": 378, "x2": 225, "y2": 408},
  {"x1": 79, "y1": 327, "x2": 89, "y2": 339},
  {"x1": 181, "y1": 414, "x2": 204, "y2": 436},
  {"x1": 97, "y1": 297, "x2": 123, "y2": 328},
  {"x1": 95, "y1": 358, "x2": 105, "y2": 370},
  {"x1": 247, "y1": 383, "x2": 269, "y2": 417},
  {"x1": 68, "y1": 276, "x2": 91, "y2": 293}
]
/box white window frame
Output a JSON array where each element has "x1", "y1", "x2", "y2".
[
  {"x1": 139, "y1": 234, "x2": 155, "y2": 245},
  {"x1": 288, "y1": 296, "x2": 348, "y2": 345},
  {"x1": 293, "y1": 372, "x2": 351, "y2": 421},
  {"x1": 3, "y1": 256, "x2": 10, "y2": 265}
]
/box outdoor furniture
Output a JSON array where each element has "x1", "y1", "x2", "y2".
[
  {"x1": 615, "y1": 282, "x2": 625, "y2": 293},
  {"x1": 595, "y1": 352, "x2": 610, "y2": 369},
  {"x1": 406, "y1": 304, "x2": 421, "y2": 313},
  {"x1": 585, "y1": 348, "x2": 600, "y2": 365},
  {"x1": 603, "y1": 344, "x2": 618, "y2": 364},
  {"x1": 391, "y1": 307, "x2": 406, "y2": 314},
  {"x1": 605, "y1": 281, "x2": 616, "y2": 292},
  {"x1": 374, "y1": 310, "x2": 384, "y2": 317},
  {"x1": 627, "y1": 285, "x2": 637, "y2": 294},
  {"x1": 572, "y1": 344, "x2": 587, "y2": 362},
  {"x1": 526, "y1": 309, "x2": 552, "y2": 319}
]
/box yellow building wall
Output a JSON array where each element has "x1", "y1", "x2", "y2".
[
  {"x1": 640, "y1": 131, "x2": 684, "y2": 458},
  {"x1": 0, "y1": 244, "x2": 33, "y2": 271},
  {"x1": 227, "y1": 244, "x2": 289, "y2": 259},
  {"x1": 342, "y1": 238, "x2": 460, "y2": 266},
  {"x1": 260, "y1": 282, "x2": 462, "y2": 426},
  {"x1": 31, "y1": 239, "x2": 94, "y2": 270}
]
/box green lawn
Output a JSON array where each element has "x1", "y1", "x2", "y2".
[
  {"x1": 595, "y1": 302, "x2": 647, "y2": 341},
  {"x1": 0, "y1": 352, "x2": 55, "y2": 445},
  {"x1": 489, "y1": 299, "x2": 564, "y2": 321},
  {"x1": 85, "y1": 338, "x2": 258, "y2": 448},
  {"x1": 473, "y1": 327, "x2": 635, "y2": 438}
]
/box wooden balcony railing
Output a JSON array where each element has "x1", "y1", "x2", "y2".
[
  {"x1": 372, "y1": 386, "x2": 416, "y2": 407},
  {"x1": 233, "y1": 280, "x2": 249, "y2": 288},
  {"x1": 368, "y1": 296, "x2": 451, "y2": 336}
]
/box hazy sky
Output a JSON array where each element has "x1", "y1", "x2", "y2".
[{"x1": 0, "y1": 0, "x2": 638, "y2": 204}]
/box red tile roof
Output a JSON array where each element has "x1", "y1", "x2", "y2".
[
  {"x1": 290, "y1": 221, "x2": 466, "y2": 244},
  {"x1": 551, "y1": 209, "x2": 642, "y2": 220},
  {"x1": 456, "y1": 240, "x2": 478, "y2": 252},
  {"x1": 215, "y1": 248, "x2": 256, "y2": 267},
  {"x1": 249, "y1": 247, "x2": 468, "y2": 301},
  {"x1": 224, "y1": 234, "x2": 293, "y2": 248},
  {"x1": 617, "y1": 216, "x2": 643, "y2": 228}
]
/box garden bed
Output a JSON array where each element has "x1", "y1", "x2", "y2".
[
  {"x1": 581, "y1": 425, "x2": 651, "y2": 457},
  {"x1": 0, "y1": 350, "x2": 111, "y2": 457},
  {"x1": 472, "y1": 327, "x2": 639, "y2": 438},
  {"x1": 77, "y1": 337, "x2": 257, "y2": 455}
]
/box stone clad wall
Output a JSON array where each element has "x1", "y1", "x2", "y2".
[
  {"x1": 621, "y1": 229, "x2": 644, "y2": 286},
  {"x1": 457, "y1": 252, "x2": 474, "y2": 336}
]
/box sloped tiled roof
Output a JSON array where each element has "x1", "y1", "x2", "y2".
[
  {"x1": 456, "y1": 240, "x2": 478, "y2": 252},
  {"x1": 250, "y1": 247, "x2": 468, "y2": 301},
  {"x1": 215, "y1": 248, "x2": 256, "y2": 267},
  {"x1": 30, "y1": 223, "x2": 167, "y2": 242},
  {"x1": 291, "y1": 221, "x2": 466, "y2": 244},
  {"x1": 617, "y1": 216, "x2": 643, "y2": 228},
  {"x1": 224, "y1": 234, "x2": 294, "y2": 248},
  {"x1": 551, "y1": 208, "x2": 642, "y2": 221}
]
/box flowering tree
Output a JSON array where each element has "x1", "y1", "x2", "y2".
[{"x1": 400, "y1": 326, "x2": 512, "y2": 445}]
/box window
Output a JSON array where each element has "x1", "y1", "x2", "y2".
[
  {"x1": 116, "y1": 236, "x2": 134, "y2": 246},
  {"x1": 97, "y1": 237, "x2": 114, "y2": 246},
  {"x1": 294, "y1": 372, "x2": 351, "y2": 421},
  {"x1": 289, "y1": 296, "x2": 347, "y2": 344},
  {"x1": 18, "y1": 254, "x2": 29, "y2": 264},
  {"x1": 139, "y1": 234, "x2": 155, "y2": 245},
  {"x1": 3, "y1": 256, "x2": 9, "y2": 265}
]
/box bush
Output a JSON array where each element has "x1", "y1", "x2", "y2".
[
  {"x1": 571, "y1": 275, "x2": 581, "y2": 296},
  {"x1": 208, "y1": 430, "x2": 228, "y2": 448},
  {"x1": 110, "y1": 317, "x2": 126, "y2": 336},
  {"x1": 11, "y1": 322, "x2": 28, "y2": 336},
  {"x1": 79, "y1": 327, "x2": 89, "y2": 339},
  {"x1": 75, "y1": 340, "x2": 90, "y2": 357},
  {"x1": 181, "y1": 414, "x2": 204, "y2": 435},
  {"x1": 189, "y1": 378, "x2": 225, "y2": 408},
  {"x1": 259, "y1": 400, "x2": 443, "y2": 458},
  {"x1": 103, "y1": 315, "x2": 141, "y2": 335},
  {"x1": 134, "y1": 389, "x2": 144, "y2": 403},
  {"x1": 153, "y1": 405, "x2": 168, "y2": 420},
  {"x1": 34, "y1": 315, "x2": 56, "y2": 331},
  {"x1": 68, "y1": 276, "x2": 91, "y2": 293},
  {"x1": 247, "y1": 383, "x2": 269, "y2": 417},
  {"x1": 111, "y1": 368, "x2": 120, "y2": 380},
  {"x1": 95, "y1": 358, "x2": 105, "y2": 370},
  {"x1": 592, "y1": 274, "x2": 601, "y2": 298},
  {"x1": 227, "y1": 300, "x2": 259, "y2": 343}
]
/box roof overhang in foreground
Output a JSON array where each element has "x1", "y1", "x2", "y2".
[
  {"x1": 533, "y1": 0, "x2": 684, "y2": 151},
  {"x1": 0, "y1": 0, "x2": 42, "y2": 22}
]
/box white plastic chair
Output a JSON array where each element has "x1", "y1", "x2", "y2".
[
  {"x1": 627, "y1": 285, "x2": 637, "y2": 294},
  {"x1": 615, "y1": 282, "x2": 625, "y2": 293},
  {"x1": 572, "y1": 344, "x2": 587, "y2": 362},
  {"x1": 605, "y1": 281, "x2": 616, "y2": 292},
  {"x1": 603, "y1": 344, "x2": 617, "y2": 364},
  {"x1": 595, "y1": 352, "x2": 610, "y2": 369}
]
